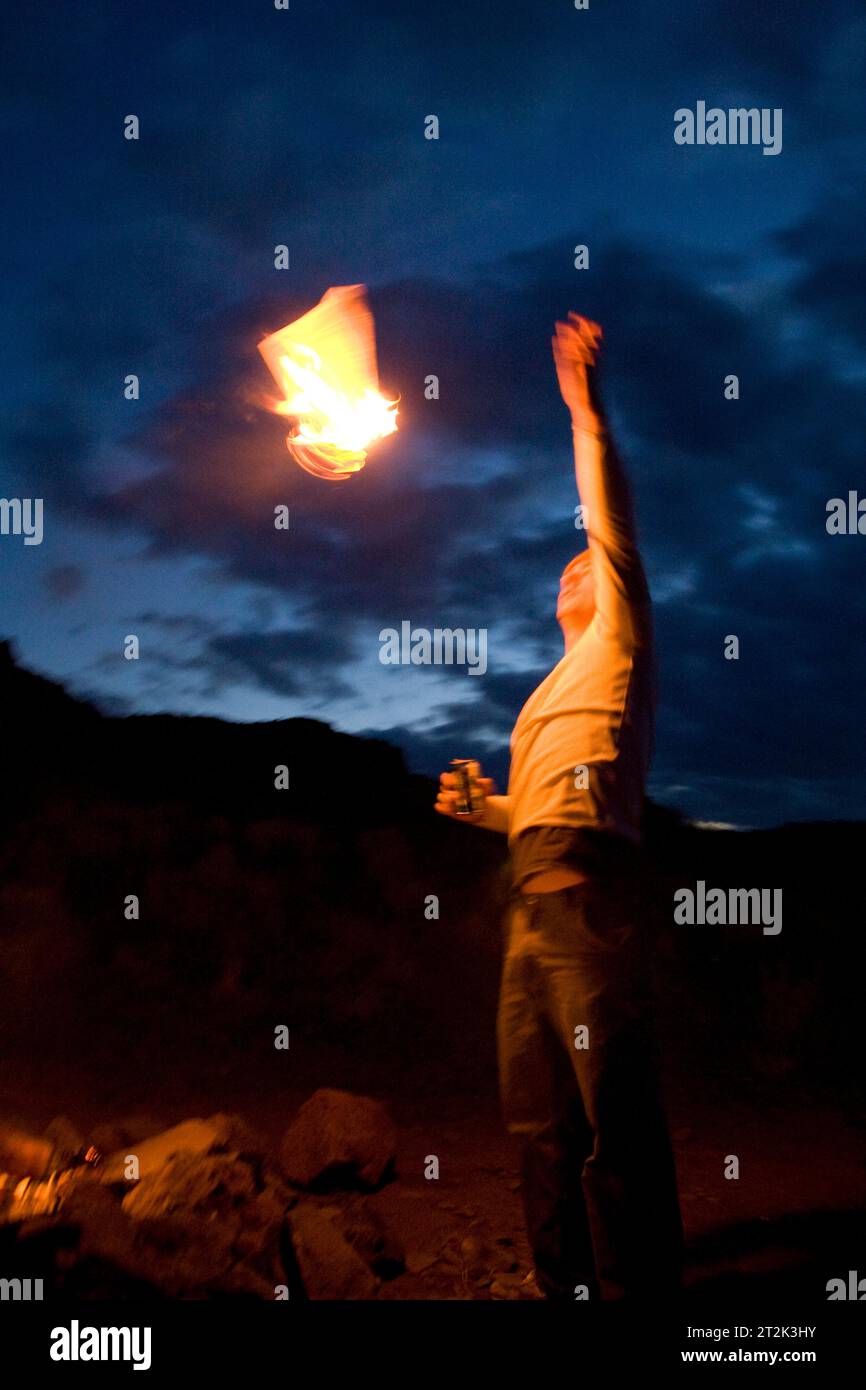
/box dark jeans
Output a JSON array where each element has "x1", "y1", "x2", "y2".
[{"x1": 496, "y1": 879, "x2": 683, "y2": 1301}]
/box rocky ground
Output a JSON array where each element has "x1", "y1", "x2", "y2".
[
  {"x1": 1, "y1": 1055, "x2": 863, "y2": 1302},
  {"x1": 2, "y1": 647, "x2": 864, "y2": 1300}
]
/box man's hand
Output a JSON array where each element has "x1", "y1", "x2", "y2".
[
  {"x1": 552, "y1": 314, "x2": 605, "y2": 432},
  {"x1": 435, "y1": 769, "x2": 497, "y2": 824}
]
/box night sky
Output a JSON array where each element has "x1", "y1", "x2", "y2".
[{"x1": 3, "y1": 0, "x2": 865, "y2": 827}]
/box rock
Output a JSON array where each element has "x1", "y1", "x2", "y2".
[
  {"x1": 12, "y1": 1155, "x2": 293, "y2": 1299},
  {"x1": 90, "y1": 1116, "x2": 164, "y2": 1155},
  {"x1": 0, "y1": 1123, "x2": 54, "y2": 1178},
  {"x1": 100, "y1": 1114, "x2": 250, "y2": 1185},
  {"x1": 43, "y1": 1116, "x2": 86, "y2": 1165},
  {"x1": 121, "y1": 1153, "x2": 258, "y2": 1223},
  {"x1": 280, "y1": 1089, "x2": 396, "y2": 1191},
  {"x1": 329, "y1": 1197, "x2": 405, "y2": 1278},
  {"x1": 89, "y1": 1124, "x2": 134, "y2": 1157},
  {"x1": 120, "y1": 1152, "x2": 290, "y2": 1296},
  {"x1": 437, "y1": 1245, "x2": 462, "y2": 1269},
  {"x1": 459, "y1": 1233, "x2": 495, "y2": 1279},
  {"x1": 3, "y1": 1109, "x2": 298, "y2": 1301},
  {"x1": 405, "y1": 1248, "x2": 438, "y2": 1274},
  {"x1": 287, "y1": 1204, "x2": 379, "y2": 1299},
  {"x1": 13, "y1": 1175, "x2": 170, "y2": 1295}
]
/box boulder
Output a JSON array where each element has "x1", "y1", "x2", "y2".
[
  {"x1": 286, "y1": 1204, "x2": 378, "y2": 1299},
  {"x1": 11, "y1": 1154, "x2": 294, "y2": 1299},
  {"x1": 319, "y1": 1196, "x2": 405, "y2": 1278},
  {"x1": 121, "y1": 1152, "x2": 258, "y2": 1224},
  {"x1": 100, "y1": 1113, "x2": 252, "y2": 1185},
  {"x1": 120, "y1": 1152, "x2": 290, "y2": 1296},
  {"x1": 43, "y1": 1116, "x2": 86, "y2": 1166},
  {"x1": 281, "y1": 1089, "x2": 396, "y2": 1190},
  {"x1": 0, "y1": 1123, "x2": 54, "y2": 1179},
  {"x1": 90, "y1": 1116, "x2": 163, "y2": 1155}
]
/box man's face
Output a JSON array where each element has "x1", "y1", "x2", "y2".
[{"x1": 556, "y1": 552, "x2": 595, "y2": 638}]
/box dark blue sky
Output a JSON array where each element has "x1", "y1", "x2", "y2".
[{"x1": 3, "y1": 0, "x2": 865, "y2": 826}]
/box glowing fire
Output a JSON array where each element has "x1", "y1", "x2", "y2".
[
  {"x1": 0, "y1": 1169, "x2": 67, "y2": 1220},
  {"x1": 258, "y1": 284, "x2": 398, "y2": 480}
]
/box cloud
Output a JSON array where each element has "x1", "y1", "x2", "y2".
[
  {"x1": 46, "y1": 564, "x2": 86, "y2": 599},
  {"x1": 775, "y1": 179, "x2": 866, "y2": 352},
  {"x1": 206, "y1": 628, "x2": 357, "y2": 703},
  {"x1": 32, "y1": 211, "x2": 862, "y2": 825},
  {"x1": 4, "y1": 0, "x2": 865, "y2": 825}
]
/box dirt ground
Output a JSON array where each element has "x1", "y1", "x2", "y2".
[{"x1": 2, "y1": 1051, "x2": 863, "y2": 1302}]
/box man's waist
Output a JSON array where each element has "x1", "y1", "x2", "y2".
[
  {"x1": 518, "y1": 865, "x2": 591, "y2": 895},
  {"x1": 509, "y1": 823, "x2": 643, "y2": 893}
]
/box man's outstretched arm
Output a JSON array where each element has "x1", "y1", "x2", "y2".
[{"x1": 553, "y1": 316, "x2": 651, "y2": 648}]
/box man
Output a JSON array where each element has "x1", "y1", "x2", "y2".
[{"x1": 435, "y1": 314, "x2": 683, "y2": 1301}]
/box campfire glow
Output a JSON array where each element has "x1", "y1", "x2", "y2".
[
  {"x1": 258, "y1": 284, "x2": 398, "y2": 480},
  {"x1": 0, "y1": 1169, "x2": 67, "y2": 1220}
]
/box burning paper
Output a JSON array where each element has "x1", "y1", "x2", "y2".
[{"x1": 258, "y1": 284, "x2": 397, "y2": 480}]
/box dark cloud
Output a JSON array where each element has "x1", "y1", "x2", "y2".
[
  {"x1": 4, "y1": 0, "x2": 865, "y2": 826},
  {"x1": 776, "y1": 179, "x2": 866, "y2": 351},
  {"x1": 46, "y1": 565, "x2": 86, "y2": 600},
  {"x1": 675, "y1": 0, "x2": 828, "y2": 86},
  {"x1": 29, "y1": 215, "x2": 866, "y2": 824},
  {"x1": 207, "y1": 628, "x2": 357, "y2": 703}
]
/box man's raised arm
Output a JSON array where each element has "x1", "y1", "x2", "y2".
[{"x1": 553, "y1": 316, "x2": 651, "y2": 648}]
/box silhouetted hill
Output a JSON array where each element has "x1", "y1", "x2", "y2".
[
  {"x1": 1, "y1": 640, "x2": 863, "y2": 1102},
  {"x1": 0, "y1": 639, "x2": 416, "y2": 822}
]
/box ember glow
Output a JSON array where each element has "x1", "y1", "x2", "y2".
[
  {"x1": 258, "y1": 284, "x2": 398, "y2": 480},
  {"x1": 0, "y1": 1169, "x2": 66, "y2": 1220}
]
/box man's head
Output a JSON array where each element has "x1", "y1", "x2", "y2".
[{"x1": 556, "y1": 550, "x2": 595, "y2": 647}]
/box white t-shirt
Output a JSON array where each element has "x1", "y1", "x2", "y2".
[{"x1": 507, "y1": 426, "x2": 655, "y2": 849}]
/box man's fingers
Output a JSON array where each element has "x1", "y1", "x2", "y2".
[
  {"x1": 436, "y1": 766, "x2": 490, "y2": 820},
  {"x1": 554, "y1": 325, "x2": 594, "y2": 365},
  {"x1": 568, "y1": 312, "x2": 602, "y2": 336},
  {"x1": 567, "y1": 312, "x2": 603, "y2": 344},
  {"x1": 556, "y1": 316, "x2": 603, "y2": 365}
]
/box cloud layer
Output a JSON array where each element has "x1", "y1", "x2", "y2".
[{"x1": 3, "y1": 0, "x2": 865, "y2": 826}]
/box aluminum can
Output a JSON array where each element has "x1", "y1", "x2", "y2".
[{"x1": 450, "y1": 758, "x2": 484, "y2": 815}]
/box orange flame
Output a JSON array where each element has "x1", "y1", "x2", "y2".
[{"x1": 258, "y1": 285, "x2": 397, "y2": 480}]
